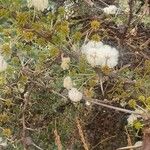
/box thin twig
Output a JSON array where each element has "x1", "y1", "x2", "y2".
[
  {"x1": 90, "y1": 99, "x2": 143, "y2": 115},
  {"x1": 91, "y1": 135, "x2": 116, "y2": 150},
  {"x1": 120, "y1": 0, "x2": 134, "y2": 48},
  {"x1": 99, "y1": 73, "x2": 104, "y2": 96},
  {"x1": 21, "y1": 86, "x2": 33, "y2": 150},
  {"x1": 32, "y1": 143, "x2": 44, "y2": 150},
  {"x1": 79, "y1": 75, "x2": 95, "y2": 90},
  {"x1": 97, "y1": 0, "x2": 109, "y2": 6},
  {"x1": 117, "y1": 144, "x2": 142, "y2": 150},
  {"x1": 22, "y1": 94, "x2": 29, "y2": 150}
]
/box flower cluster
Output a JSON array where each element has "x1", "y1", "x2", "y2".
[
  {"x1": 63, "y1": 76, "x2": 82, "y2": 102},
  {"x1": 0, "y1": 54, "x2": 7, "y2": 72},
  {"x1": 90, "y1": 20, "x2": 100, "y2": 30},
  {"x1": 63, "y1": 76, "x2": 73, "y2": 90},
  {"x1": 81, "y1": 41, "x2": 119, "y2": 68},
  {"x1": 103, "y1": 5, "x2": 118, "y2": 15},
  {"x1": 27, "y1": 0, "x2": 48, "y2": 11},
  {"x1": 68, "y1": 88, "x2": 83, "y2": 102},
  {"x1": 61, "y1": 55, "x2": 70, "y2": 70}
]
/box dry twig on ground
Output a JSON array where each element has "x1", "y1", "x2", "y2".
[{"x1": 76, "y1": 117, "x2": 89, "y2": 150}]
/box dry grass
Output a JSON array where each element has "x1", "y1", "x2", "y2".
[
  {"x1": 54, "y1": 129, "x2": 63, "y2": 150},
  {"x1": 76, "y1": 117, "x2": 89, "y2": 150}
]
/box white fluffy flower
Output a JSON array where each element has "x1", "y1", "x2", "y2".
[
  {"x1": 81, "y1": 41, "x2": 119, "y2": 68},
  {"x1": 63, "y1": 76, "x2": 73, "y2": 90},
  {"x1": 0, "y1": 137, "x2": 7, "y2": 147},
  {"x1": 68, "y1": 88, "x2": 83, "y2": 102},
  {"x1": 27, "y1": 0, "x2": 48, "y2": 11},
  {"x1": 103, "y1": 5, "x2": 118, "y2": 15},
  {"x1": 0, "y1": 54, "x2": 7, "y2": 72},
  {"x1": 61, "y1": 55, "x2": 70, "y2": 70}
]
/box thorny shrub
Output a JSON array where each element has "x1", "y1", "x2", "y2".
[{"x1": 0, "y1": 0, "x2": 150, "y2": 149}]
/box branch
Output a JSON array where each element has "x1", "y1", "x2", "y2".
[
  {"x1": 117, "y1": 145, "x2": 142, "y2": 150},
  {"x1": 91, "y1": 100, "x2": 141, "y2": 114},
  {"x1": 85, "y1": 98, "x2": 143, "y2": 115},
  {"x1": 22, "y1": 93, "x2": 29, "y2": 150},
  {"x1": 120, "y1": 0, "x2": 134, "y2": 47}
]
